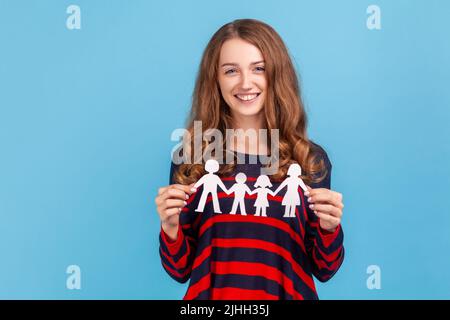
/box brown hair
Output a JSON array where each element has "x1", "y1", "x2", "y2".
[{"x1": 173, "y1": 19, "x2": 327, "y2": 185}]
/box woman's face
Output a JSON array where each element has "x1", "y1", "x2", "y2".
[{"x1": 217, "y1": 38, "x2": 267, "y2": 120}]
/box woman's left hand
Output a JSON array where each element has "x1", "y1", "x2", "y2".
[{"x1": 305, "y1": 186, "x2": 344, "y2": 232}]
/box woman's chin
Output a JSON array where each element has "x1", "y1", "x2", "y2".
[{"x1": 230, "y1": 104, "x2": 264, "y2": 118}]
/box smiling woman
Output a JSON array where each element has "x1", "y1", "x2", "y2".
[
  {"x1": 218, "y1": 38, "x2": 267, "y2": 119},
  {"x1": 172, "y1": 19, "x2": 332, "y2": 184},
  {"x1": 155, "y1": 19, "x2": 345, "y2": 300}
]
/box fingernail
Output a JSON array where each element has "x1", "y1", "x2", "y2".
[
  {"x1": 307, "y1": 197, "x2": 312, "y2": 203},
  {"x1": 309, "y1": 204, "x2": 314, "y2": 209},
  {"x1": 304, "y1": 191, "x2": 310, "y2": 196},
  {"x1": 178, "y1": 208, "x2": 181, "y2": 212},
  {"x1": 184, "y1": 201, "x2": 187, "y2": 206},
  {"x1": 185, "y1": 194, "x2": 189, "y2": 200},
  {"x1": 191, "y1": 188, "x2": 197, "y2": 192}
]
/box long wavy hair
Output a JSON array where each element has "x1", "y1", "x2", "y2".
[{"x1": 173, "y1": 19, "x2": 327, "y2": 185}]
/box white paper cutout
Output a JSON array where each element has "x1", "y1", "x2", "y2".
[
  {"x1": 193, "y1": 161, "x2": 306, "y2": 218},
  {"x1": 272, "y1": 163, "x2": 308, "y2": 218},
  {"x1": 252, "y1": 175, "x2": 275, "y2": 217},
  {"x1": 228, "y1": 173, "x2": 252, "y2": 215},
  {"x1": 194, "y1": 159, "x2": 229, "y2": 213}
]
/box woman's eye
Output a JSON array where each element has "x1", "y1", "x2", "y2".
[
  {"x1": 255, "y1": 66, "x2": 265, "y2": 72},
  {"x1": 225, "y1": 69, "x2": 236, "y2": 75}
]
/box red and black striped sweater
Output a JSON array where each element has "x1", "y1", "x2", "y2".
[{"x1": 159, "y1": 147, "x2": 344, "y2": 300}]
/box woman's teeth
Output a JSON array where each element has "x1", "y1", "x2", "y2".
[{"x1": 235, "y1": 93, "x2": 259, "y2": 101}]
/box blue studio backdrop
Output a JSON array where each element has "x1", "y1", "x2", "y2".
[{"x1": 0, "y1": 0, "x2": 449, "y2": 299}]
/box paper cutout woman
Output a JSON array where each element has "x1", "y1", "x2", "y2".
[
  {"x1": 228, "y1": 173, "x2": 253, "y2": 215},
  {"x1": 252, "y1": 175, "x2": 275, "y2": 217},
  {"x1": 273, "y1": 163, "x2": 308, "y2": 218},
  {"x1": 194, "y1": 159, "x2": 229, "y2": 213}
]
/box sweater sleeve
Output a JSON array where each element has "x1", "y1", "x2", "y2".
[
  {"x1": 159, "y1": 162, "x2": 198, "y2": 283},
  {"x1": 304, "y1": 143, "x2": 345, "y2": 282}
]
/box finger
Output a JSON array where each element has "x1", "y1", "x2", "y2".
[
  {"x1": 157, "y1": 190, "x2": 174, "y2": 204},
  {"x1": 172, "y1": 183, "x2": 198, "y2": 195},
  {"x1": 308, "y1": 188, "x2": 342, "y2": 199},
  {"x1": 309, "y1": 203, "x2": 342, "y2": 218},
  {"x1": 306, "y1": 187, "x2": 326, "y2": 196},
  {"x1": 164, "y1": 199, "x2": 187, "y2": 209},
  {"x1": 306, "y1": 192, "x2": 334, "y2": 205},
  {"x1": 307, "y1": 190, "x2": 343, "y2": 208},
  {"x1": 314, "y1": 211, "x2": 340, "y2": 225},
  {"x1": 166, "y1": 187, "x2": 190, "y2": 201},
  {"x1": 304, "y1": 185, "x2": 312, "y2": 196},
  {"x1": 155, "y1": 195, "x2": 164, "y2": 206},
  {"x1": 165, "y1": 207, "x2": 182, "y2": 217},
  {"x1": 158, "y1": 186, "x2": 169, "y2": 196},
  {"x1": 159, "y1": 184, "x2": 193, "y2": 203}
]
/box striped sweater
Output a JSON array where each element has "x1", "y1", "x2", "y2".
[{"x1": 159, "y1": 146, "x2": 344, "y2": 300}]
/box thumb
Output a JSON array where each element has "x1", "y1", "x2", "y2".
[
  {"x1": 189, "y1": 183, "x2": 197, "y2": 193},
  {"x1": 305, "y1": 185, "x2": 312, "y2": 196}
]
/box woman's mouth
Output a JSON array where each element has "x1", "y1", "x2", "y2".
[{"x1": 234, "y1": 93, "x2": 261, "y2": 104}]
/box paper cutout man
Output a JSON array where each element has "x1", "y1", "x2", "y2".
[
  {"x1": 273, "y1": 163, "x2": 308, "y2": 218},
  {"x1": 252, "y1": 175, "x2": 275, "y2": 217},
  {"x1": 194, "y1": 159, "x2": 229, "y2": 213},
  {"x1": 228, "y1": 173, "x2": 253, "y2": 215}
]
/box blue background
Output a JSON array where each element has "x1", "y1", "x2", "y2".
[{"x1": 0, "y1": 0, "x2": 449, "y2": 299}]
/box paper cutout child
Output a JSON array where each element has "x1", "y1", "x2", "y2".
[
  {"x1": 273, "y1": 163, "x2": 308, "y2": 218},
  {"x1": 252, "y1": 175, "x2": 275, "y2": 217},
  {"x1": 194, "y1": 159, "x2": 229, "y2": 213},
  {"x1": 227, "y1": 173, "x2": 253, "y2": 215}
]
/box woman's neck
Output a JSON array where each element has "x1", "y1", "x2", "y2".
[
  {"x1": 231, "y1": 112, "x2": 265, "y2": 131},
  {"x1": 230, "y1": 112, "x2": 268, "y2": 155}
]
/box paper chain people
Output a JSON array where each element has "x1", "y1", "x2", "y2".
[{"x1": 193, "y1": 159, "x2": 308, "y2": 218}]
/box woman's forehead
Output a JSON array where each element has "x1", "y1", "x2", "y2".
[{"x1": 219, "y1": 38, "x2": 264, "y2": 65}]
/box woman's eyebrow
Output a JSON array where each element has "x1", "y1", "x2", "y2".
[{"x1": 220, "y1": 60, "x2": 265, "y2": 67}]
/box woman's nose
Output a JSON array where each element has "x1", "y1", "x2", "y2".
[{"x1": 239, "y1": 72, "x2": 253, "y2": 90}]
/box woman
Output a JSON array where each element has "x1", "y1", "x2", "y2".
[{"x1": 155, "y1": 19, "x2": 345, "y2": 300}]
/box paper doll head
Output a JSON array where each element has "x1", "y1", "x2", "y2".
[
  {"x1": 254, "y1": 175, "x2": 272, "y2": 188},
  {"x1": 287, "y1": 163, "x2": 302, "y2": 177},
  {"x1": 235, "y1": 172, "x2": 247, "y2": 184},
  {"x1": 204, "y1": 159, "x2": 220, "y2": 173}
]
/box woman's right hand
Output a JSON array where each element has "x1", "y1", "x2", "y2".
[{"x1": 155, "y1": 183, "x2": 196, "y2": 240}]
